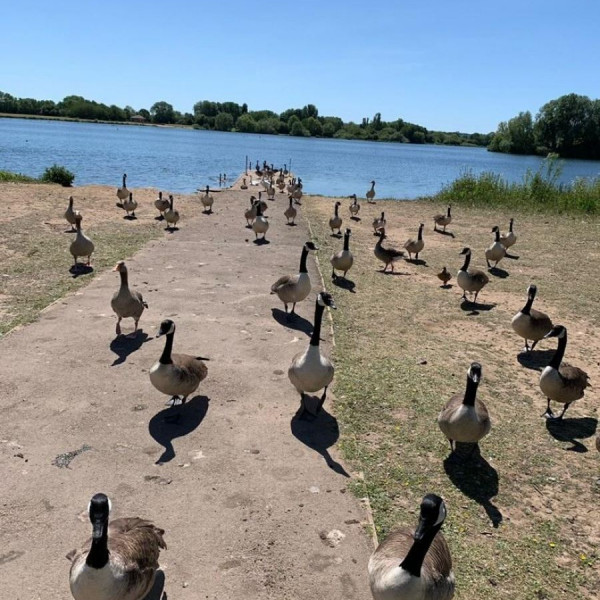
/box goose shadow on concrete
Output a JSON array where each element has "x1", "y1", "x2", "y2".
[
  {"x1": 488, "y1": 266, "x2": 509, "y2": 279},
  {"x1": 110, "y1": 332, "x2": 150, "y2": 366},
  {"x1": 253, "y1": 237, "x2": 270, "y2": 245},
  {"x1": 460, "y1": 299, "x2": 495, "y2": 316},
  {"x1": 545, "y1": 417, "x2": 597, "y2": 453},
  {"x1": 444, "y1": 446, "x2": 502, "y2": 527},
  {"x1": 271, "y1": 307, "x2": 313, "y2": 336},
  {"x1": 69, "y1": 264, "x2": 93, "y2": 278},
  {"x1": 517, "y1": 348, "x2": 555, "y2": 372},
  {"x1": 148, "y1": 395, "x2": 209, "y2": 464},
  {"x1": 405, "y1": 258, "x2": 428, "y2": 267},
  {"x1": 332, "y1": 276, "x2": 356, "y2": 293},
  {"x1": 146, "y1": 569, "x2": 166, "y2": 600},
  {"x1": 291, "y1": 405, "x2": 349, "y2": 477},
  {"x1": 434, "y1": 229, "x2": 455, "y2": 238}
]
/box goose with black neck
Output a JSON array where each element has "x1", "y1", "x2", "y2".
[
  {"x1": 67, "y1": 493, "x2": 167, "y2": 600},
  {"x1": 271, "y1": 241, "x2": 318, "y2": 316},
  {"x1": 511, "y1": 284, "x2": 553, "y2": 352},
  {"x1": 368, "y1": 494, "x2": 455, "y2": 600},
  {"x1": 540, "y1": 325, "x2": 590, "y2": 420},
  {"x1": 288, "y1": 291, "x2": 336, "y2": 417}
]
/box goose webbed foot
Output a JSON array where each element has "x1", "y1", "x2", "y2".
[
  {"x1": 165, "y1": 395, "x2": 182, "y2": 407},
  {"x1": 317, "y1": 387, "x2": 328, "y2": 412}
]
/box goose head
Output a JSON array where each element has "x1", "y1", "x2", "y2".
[
  {"x1": 468, "y1": 362, "x2": 482, "y2": 384},
  {"x1": 371, "y1": 180, "x2": 375, "y2": 185},
  {"x1": 459, "y1": 247, "x2": 471, "y2": 256},
  {"x1": 74, "y1": 211, "x2": 83, "y2": 224},
  {"x1": 88, "y1": 493, "x2": 111, "y2": 539},
  {"x1": 304, "y1": 241, "x2": 319, "y2": 252},
  {"x1": 544, "y1": 324, "x2": 566, "y2": 340},
  {"x1": 376, "y1": 227, "x2": 387, "y2": 239},
  {"x1": 113, "y1": 260, "x2": 127, "y2": 273},
  {"x1": 317, "y1": 291, "x2": 336, "y2": 310},
  {"x1": 156, "y1": 319, "x2": 176, "y2": 338},
  {"x1": 345, "y1": 228, "x2": 351, "y2": 236},
  {"x1": 413, "y1": 494, "x2": 446, "y2": 541},
  {"x1": 491, "y1": 225, "x2": 499, "y2": 233},
  {"x1": 334, "y1": 201, "x2": 341, "y2": 208},
  {"x1": 527, "y1": 284, "x2": 537, "y2": 300}
]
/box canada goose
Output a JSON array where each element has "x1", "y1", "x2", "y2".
[
  {"x1": 164, "y1": 195, "x2": 179, "y2": 230},
  {"x1": 252, "y1": 199, "x2": 269, "y2": 241},
  {"x1": 540, "y1": 325, "x2": 590, "y2": 420},
  {"x1": 256, "y1": 191, "x2": 268, "y2": 213},
  {"x1": 368, "y1": 494, "x2": 455, "y2": 600},
  {"x1": 67, "y1": 493, "x2": 166, "y2": 600},
  {"x1": 292, "y1": 180, "x2": 303, "y2": 204},
  {"x1": 438, "y1": 362, "x2": 490, "y2": 453},
  {"x1": 119, "y1": 192, "x2": 137, "y2": 218},
  {"x1": 375, "y1": 228, "x2": 404, "y2": 273},
  {"x1": 288, "y1": 291, "x2": 336, "y2": 415},
  {"x1": 116, "y1": 173, "x2": 129, "y2": 202},
  {"x1": 64, "y1": 196, "x2": 77, "y2": 231},
  {"x1": 511, "y1": 284, "x2": 553, "y2": 352},
  {"x1": 284, "y1": 196, "x2": 297, "y2": 225},
  {"x1": 366, "y1": 180, "x2": 376, "y2": 203},
  {"x1": 111, "y1": 261, "x2": 148, "y2": 338},
  {"x1": 271, "y1": 241, "x2": 317, "y2": 314},
  {"x1": 373, "y1": 211, "x2": 386, "y2": 234},
  {"x1": 245, "y1": 197, "x2": 257, "y2": 227},
  {"x1": 330, "y1": 228, "x2": 354, "y2": 279},
  {"x1": 500, "y1": 218, "x2": 517, "y2": 249},
  {"x1": 154, "y1": 191, "x2": 169, "y2": 218},
  {"x1": 457, "y1": 247, "x2": 489, "y2": 302},
  {"x1": 485, "y1": 226, "x2": 506, "y2": 268},
  {"x1": 433, "y1": 205, "x2": 452, "y2": 232},
  {"x1": 150, "y1": 319, "x2": 209, "y2": 407},
  {"x1": 201, "y1": 185, "x2": 214, "y2": 213},
  {"x1": 240, "y1": 177, "x2": 248, "y2": 190},
  {"x1": 404, "y1": 223, "x2": 425, "y2": 260},
  {"x1": 437, "y1": 267, "x2": 452, "y2": 287},
  {"x1": 70, "y1": 212, "x2": 94, "y2": 267},
  {"x1": 329, "y1": 201, "x2": 343, "y2": 235},
  {"x1": 267, "y1": 181, "x2": 276, "y2": 200},
  {"x1": 349, "y1": 194, "x2": 360, "y2": 218}
]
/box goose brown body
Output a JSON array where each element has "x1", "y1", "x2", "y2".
[
  {"x1": 111, "y1": 262, "x2": 147, "y2": 337},
  {"x1": 374, "y1": 228, "x2": 404, "y2": 272},
  {"x1": 368, "y1": 495, "x2": 455, "y2": 600},
  {"x1": 70, "y1": 213, "x2": 95, "y2": 266},
  {"x1": 511, "y1": 285, "x2": 553, "y2": 351},
  {"x1": 68, "y1": 494, "x2": 166, "y2": 600}
]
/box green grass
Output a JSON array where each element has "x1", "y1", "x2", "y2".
[
  {"x1": 430, "y1": 160, "x2": 600, "y2": 214},
  {"x1": 0, "y1": 170, "x2": 39, "y2": 183},
  {"x1": 0, "y1": 217, "x2": 162, "y2": 335},
  {"x1": 305, "y1": 197, "x2": 599, "y2": 599}
]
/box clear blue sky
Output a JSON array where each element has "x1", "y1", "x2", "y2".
[{"x1": 1, "y1": 0, "x2": 598, "y2": 133}]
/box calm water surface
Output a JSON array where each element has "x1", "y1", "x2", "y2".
[{"x1": 2, "y1": 118, "x2": 599, "y2": 198}]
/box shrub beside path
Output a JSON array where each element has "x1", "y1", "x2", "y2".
[{"x1": 0, "y1": 183, "x2": 373, "y2": 599}]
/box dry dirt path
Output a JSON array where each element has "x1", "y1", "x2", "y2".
[{"x1": 0, "y1": 184, "x2": 373, "y2": 599}]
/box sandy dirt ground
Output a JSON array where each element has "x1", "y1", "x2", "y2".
[{"x1": 0, "y1": 178, "x2": 374, "y2": 599}]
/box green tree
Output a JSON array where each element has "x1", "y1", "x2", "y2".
[
  {"x1": 150, "y1": 101, "x2": 175, "y2": 123},
  {"x1": 290, "y1": 120, "x2": 309, "y2": 136},
  {"x1": 236, "y1": 113, "x2": 256, "y2": 133},
  {"x1": 303, "y1": 116, "x2": 323, "y2": 136},
  {"x1": 215, "y1": 112, "x2": 234, "y2": 131},
  {"x1": 489, "y1": 111, "x2": 535, "y2": 155}
]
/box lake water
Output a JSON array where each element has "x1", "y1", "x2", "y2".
[{"x1": 2, "y1": 117, "x2": 599, "y2": 198}]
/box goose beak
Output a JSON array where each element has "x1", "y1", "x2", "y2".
[
  {"x1": 92, "y1": 520, "x2": 105, "y2": 539},
  {"x1": 156, "y1": 331, "x2": 165, "y2": 338},
  {"x1": 329, "y1": 302, "x2": 337, "y2": 310}
]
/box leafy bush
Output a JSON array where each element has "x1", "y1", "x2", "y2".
[{"x1": 40, "y1": 164, "x2": 75, "y2": 186}]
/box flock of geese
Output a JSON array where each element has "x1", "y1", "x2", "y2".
[{"x1": 58, "y1": 172, "x2": 594, "y2": 600}]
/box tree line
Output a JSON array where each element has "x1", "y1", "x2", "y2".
[
  {"x1": 489, "y1": 93, "x2": 600, "y2": 160},
  {"x1": 0, "y1": 91, "x2": 492, "y2": 148}
]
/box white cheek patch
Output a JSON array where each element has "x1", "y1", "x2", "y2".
[{"x1": 434, "y1": 502, "x2": 446, "y2": 526}]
